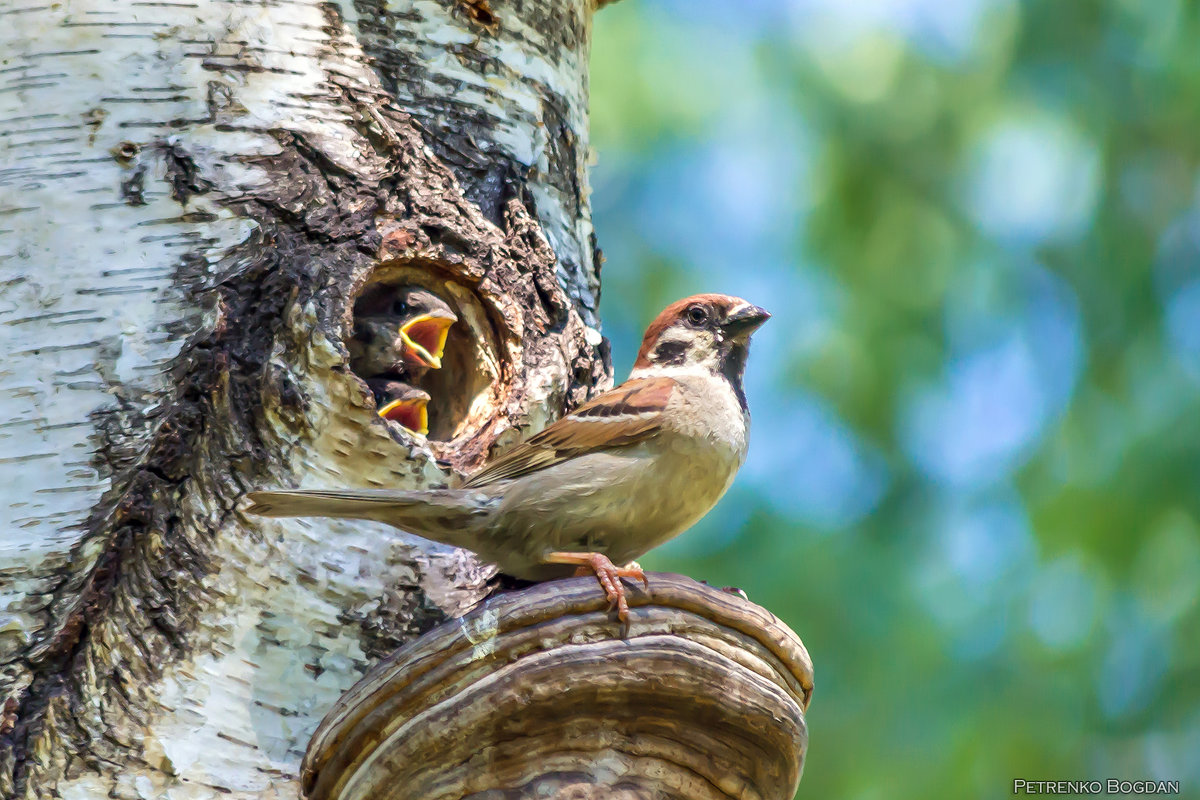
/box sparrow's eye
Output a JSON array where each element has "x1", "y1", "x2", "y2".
[
  {"x1": 685, "y1": 305, "x2": 709, "y2": 327},
  {"x1": 392, "y1": 299, "x2": 410, "y2": 316}
]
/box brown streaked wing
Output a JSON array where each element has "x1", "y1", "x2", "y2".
[{"x1": 462, "y1": 376, "x2": 679, "y2": 488}]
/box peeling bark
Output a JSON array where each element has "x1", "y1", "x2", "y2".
[{"x1": 0, "y1": 1, "x2": 609, "y2": 797}]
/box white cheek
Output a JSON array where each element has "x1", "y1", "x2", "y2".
[{"x1": 683, "y1": 338, "x2": 719, "y2": 370}]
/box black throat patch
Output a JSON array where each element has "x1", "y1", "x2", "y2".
[{"x1": 720, "y1": 341, "x2": 749, "y2": 412}]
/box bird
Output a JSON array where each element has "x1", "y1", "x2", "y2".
[
  {"x1": 367, "y1": 379, "x2": 431, "y2": 436},
  {"x1": 348, "y1": 286, "x2": 457, "y2": 377},
  {"x1": 246, "y1": 294, "x2": 769, "y2": 622}
]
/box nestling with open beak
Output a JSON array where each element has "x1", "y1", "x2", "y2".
[
  {"x1": 247, "y1": 294, "x2": 769, "y2": 622},
  {"x1": 348, "y1": 285, "x2": 457, "y2": 376},
  {"x1": 366, "y1": 379, "x2": 431, "y2": 436}
]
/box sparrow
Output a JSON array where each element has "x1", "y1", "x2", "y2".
[
  {"x1": 247, "y1": 294, "x2": 769, "y2": 621},
  {"x1": 367, "y1": 378, "x2": 431, "y2": 435},
  {"x1": 348, "y1": 286, "x2": 457, "y2": 376}
]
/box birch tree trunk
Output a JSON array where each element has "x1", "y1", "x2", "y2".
[{"x1": 0, "y1": 1, "x2": 610, "y2": 797}]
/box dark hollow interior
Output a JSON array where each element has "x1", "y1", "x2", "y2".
[{"x1": 348, "y1": 278, "x2": 496, "y2": 443}]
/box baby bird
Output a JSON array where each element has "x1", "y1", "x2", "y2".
[
  {"x1": 349, "y1": 286, "x2": 457, "y2": 377},
  {"x1": 367, "y1": 379, "x2": 431, "y2": 436}
]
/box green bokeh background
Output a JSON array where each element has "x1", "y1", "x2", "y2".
[{"x1": 589, "y1": 1, "x2": 1200, "y2": 796}]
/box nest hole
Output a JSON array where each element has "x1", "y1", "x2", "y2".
[{"x1": 346, "y1": 264, "x2": 505, "y2": 445}]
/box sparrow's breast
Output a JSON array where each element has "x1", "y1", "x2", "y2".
[{"x1": 489, "y1": 382, "x2": 749, "y2": 578}]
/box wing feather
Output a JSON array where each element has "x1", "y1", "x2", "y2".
[{"x1": 463, "y1": 376, "x2": 678, "y2": 488}]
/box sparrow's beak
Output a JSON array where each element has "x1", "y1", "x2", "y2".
[
  {"x1": 378, "y1": 393, "x2": 430, "y2": 435},
  {"x1": 399, "y1": 311, "x2": 456, "y2": 369},
  {"x1": 722, "y1": 304, "x2": 771, "y2": 338}
]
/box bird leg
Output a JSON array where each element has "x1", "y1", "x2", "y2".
[{"x1": 544, "y1": 552, "x2": 648, "y2": 623}]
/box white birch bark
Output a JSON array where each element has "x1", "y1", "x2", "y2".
[{"x1": 0, "y1": 1, "x2": 608, "y2": 796}]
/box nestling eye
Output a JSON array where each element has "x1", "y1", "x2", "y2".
[
  {"x1": 685, "y1": 305, "x2": 709, "y2": 327},
  {"x1": 391, "y1": 298, "x2": 409, "y2": 316}
]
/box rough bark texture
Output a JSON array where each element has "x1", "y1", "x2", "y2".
[
  {"x1": 0, "y1": 1, "x2": 608, "y2": 797},
  {"x1": 302, "y1": 575, "x2": 812, "y2": 800}
]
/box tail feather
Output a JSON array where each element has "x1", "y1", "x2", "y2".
[
  {"x1": 245, "y1": 489, "x2": 423, "y2": 520},
  {"x1": 244, "y1": 488, "x2": 487, "y2": 549}
]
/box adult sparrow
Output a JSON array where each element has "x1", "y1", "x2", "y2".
[
  {"x1": 349, "y1": 285, "x2": 457, "y2": 375},
  {"x1": 366, "y1": 379, "x2": 431, "y2": 435},
  {"x1": 247, "y1": 294, "x2": 769, "y2": 621}
]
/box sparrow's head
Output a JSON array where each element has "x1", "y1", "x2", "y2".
[
  {"x1": 390, "y1": 288, "x2": 457, "y2": 369},
  {"x1": 632, "y1": 294, "x2": 770, "y2": 395},
  {"x1": 354, "y1": 285, "x2": 458, "y2": 369},
  {"x1": 366, "y1": 379, "x2": 431, "y2": 435}
]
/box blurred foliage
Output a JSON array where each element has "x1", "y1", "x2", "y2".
[{"x1": 589, "y1": 0, "x2": 1200, "y2": 796}]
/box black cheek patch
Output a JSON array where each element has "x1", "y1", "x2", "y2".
[{"x1": 653, "y1": 340, "x2": 689, "y2": 366}]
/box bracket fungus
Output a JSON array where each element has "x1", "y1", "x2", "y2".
[{"x1": 302, "y1": 574, "x2": 813, "y2": 800}]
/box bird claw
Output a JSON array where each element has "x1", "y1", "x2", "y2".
[
  {"x1": 621, "y1": 560, "x2": 650, "y2": 590},
  {"x1": 564, "y1": 553, "x2": 648, "y2": 624}
]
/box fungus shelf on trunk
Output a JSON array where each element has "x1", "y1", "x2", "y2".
[{"x1": 302, "y1": 575, "x2": 813, "y2": 800}]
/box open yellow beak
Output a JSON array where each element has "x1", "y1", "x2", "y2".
[
  {"x1": 377, "y1": 395, "x2": 429, "y2": 435},
  {"x1": 399, "y1": 313, "x2": 455, "y2": 369}
]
